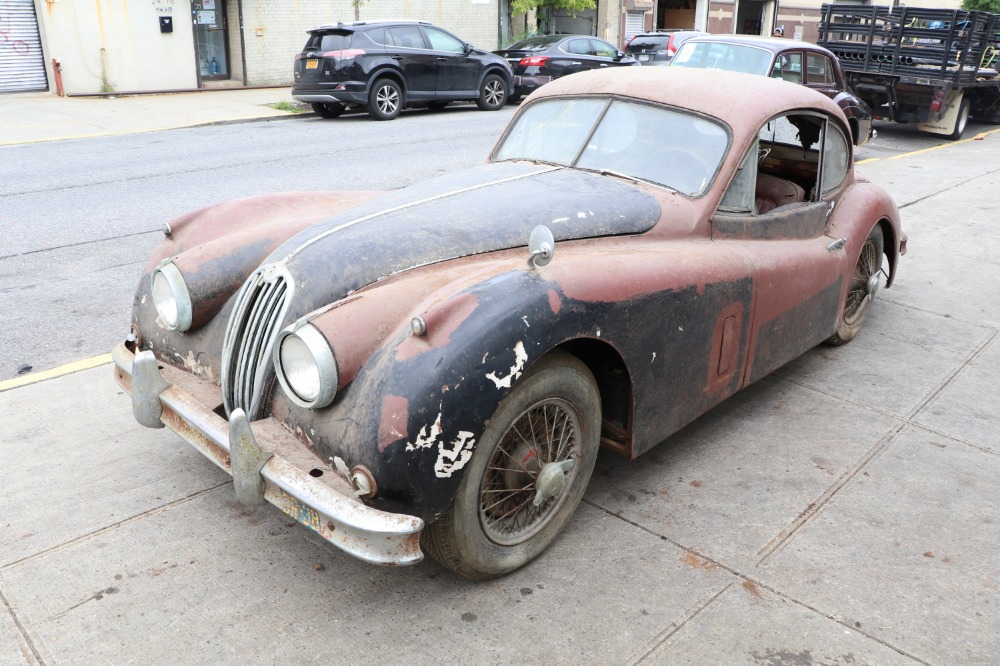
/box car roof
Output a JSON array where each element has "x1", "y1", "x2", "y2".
[
  {"x1": 531, "y1": 67, "x2": 848, "y2": 133},
  {"x1": 683, "y1": 34, "x2": 838, "y2": 57},
  {"x1": 310, "y1": 20, "x2": 431, "y2": 32}
]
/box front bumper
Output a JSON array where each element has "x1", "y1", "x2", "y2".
[{"x1": 112, "y1": 342, "x2": 424, "y2": 566}]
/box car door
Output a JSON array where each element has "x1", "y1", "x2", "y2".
[
  {"x1": 591, "y1": 38, "x2": 633, "y2": 68},
  {"x1": 550, "y1": 38, "x2": 599, "y2": 77},
  {"x1": 711, "y1": 110, "x2": 855, "y2": 385},
  {"x1": 385, "y1": 24, "x2": 438, "y2": 98},
  {"x1": 422, "y1": 26, "x2": 479, "y2": 96}
]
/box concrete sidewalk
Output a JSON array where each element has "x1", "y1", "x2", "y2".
[
  {"x1": 0, "y1": 88, "x2": 304, "y2": 146},
  {"x1": 1, "y1": 121, "x2": 998, "y2": 662}
]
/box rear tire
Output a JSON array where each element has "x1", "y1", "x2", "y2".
[
  {"x1": 476, "y1": 74, "x2": 507, "y2": 111},
  {"x1": 827, "y1": 225, "x2": 884, "y2": 346},
  {"x1": 421, "y1": 352, "x2": 601, "y2": 579},
  {"x1": 367, "y1": 78, "x2": 402, "y2": 121},
  {"x1": 946, "y1": 99, "x2": 970, "y2": 141},
  {"x1": 311, "y1": 102, "x2": 344, "y2": 119}
]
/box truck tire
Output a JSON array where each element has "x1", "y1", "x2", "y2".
[{"x1": 947, "y1": 99, "x2": 970, "y2": 141}]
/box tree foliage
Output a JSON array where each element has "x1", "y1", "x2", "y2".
[
  {"x1": 962, "y1": 0, "x2": 1000, "y2": 13},
  {"x1": 511, "y1": 0, "x2": 596, "y2": 18}
]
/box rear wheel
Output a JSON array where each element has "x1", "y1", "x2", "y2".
[
  {"x1": 311, "y1": 102, "x2": 344, "y2": 119},
  {"x1": 476, "y1": 74, "x2": 507, "y2": 111},
  {"x1": 367, "y1": 78, "x2": 402, "y2": 120},
  {"x1": 827, "y1": 226, "x2": 884, "y2": 346},
  {"x1": 946, "y1": 99, "x2": 970, "y2": 141},
  {"x1": 421, "y1": 352, "x2": 601, "y2": 579}
]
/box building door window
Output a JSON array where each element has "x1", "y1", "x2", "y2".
[{"x1": 192, "y1": 0, "x2": 229, "y2": 80}]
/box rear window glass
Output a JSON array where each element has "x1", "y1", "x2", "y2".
[
  {"x1": 626, "y1": 36, "x2": 669, "y2": 50},
  {"x1": 306, "y1": 31, "x2": 353, "y2": 51},
  {"x1": 506, "y1": 35, "x2": 562, "y2": 50}
]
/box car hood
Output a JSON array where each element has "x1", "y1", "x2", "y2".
[{"x1": 263, "y1": 161, "x2": 662, "y2": 316}]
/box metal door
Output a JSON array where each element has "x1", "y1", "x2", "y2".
[{"x1": 0, "y1": 0, "x2": 47, "y2": 93}]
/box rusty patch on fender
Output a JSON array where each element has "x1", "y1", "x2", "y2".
[
  {"x1": 547, "y1": 289, "x2": 562, "y2": 314},
  {"x1": 395, "y1": 292, "x2": 479, "y2": 362},
  {"x1": 378, "y1": 395, "x2": 410, "y2": 452}
]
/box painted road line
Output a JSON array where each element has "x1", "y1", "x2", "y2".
[
  {"x1": 0, "y1": 353, "x2": 113, "y2": 393},
  {"x1": 857, "y1": 128, "x2": 1000, "y2": 166}
]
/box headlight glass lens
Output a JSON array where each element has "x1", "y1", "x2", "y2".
[
  {"x1": 152, "y1": 271, "x2": 179, "y2": 328},
  {"x1": 280, "y1": 334, "x2": 321, "y2": 402},
  {"x1": 274, "y1": 323, "x2": 339, "y2": 409}
]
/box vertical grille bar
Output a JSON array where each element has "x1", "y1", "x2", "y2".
[{"x1": 221, "y1": 265, "x2": 292, "y2": 420}]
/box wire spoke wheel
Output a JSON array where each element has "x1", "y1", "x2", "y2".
[
  {"x1": 827, "y1": 225, "x2": 884, "y2": 346},
  {"x1": 844, "y1": 236, "x2": 879, "y2": 325},
  {"x1": 421, "y1": 352, "x2": 600, "y2": 579},
  {"x1": 480, "y1": 399, "x2": 579, "y2": 545}
]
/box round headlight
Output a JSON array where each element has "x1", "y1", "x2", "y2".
[
  {"x1": 274, "y1": 323, "x2": 338, "y2": 409},
  {"x1": 151, "y1": 261, "x2": 192, "y2": 331}
]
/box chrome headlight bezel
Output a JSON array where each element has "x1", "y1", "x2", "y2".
[
  {"x1": 151, "y1": 260, "x2": 193, "y2": 332},
  {"x1": 273, "y1": 322, "x2": 339, "y2": 410}
]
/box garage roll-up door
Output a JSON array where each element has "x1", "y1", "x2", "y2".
[
  {"x1": 0, "y1": 0, "x2": 47, "y2": 93},
  {"x1": 624, "y1": 11, "x2": 645, "y2": 44}
]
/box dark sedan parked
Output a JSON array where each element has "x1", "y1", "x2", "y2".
[
  {"x1": 292, "y1": 20, "x2": 512, "y2": 121},
  {"x1": 494, "y1": 34, "x2": 637, "y2": 102},
  {"x1": 671, "y1": 35, "x2": 873, "y2": 145}
]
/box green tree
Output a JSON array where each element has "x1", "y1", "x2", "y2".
[
  {"x1": 962, "y1": 0, "x2": 1000, "y2": 12},
  {"x1": 511, "y1": 0, "x2": 597, "y2": 35}
]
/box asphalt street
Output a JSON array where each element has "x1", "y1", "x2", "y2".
[{"x1": 1, "y1": 93, "x2": 999, "y2": 665}]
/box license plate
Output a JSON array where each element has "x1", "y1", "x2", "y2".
[
  {"x1": 306, "y1": 59, "x2": 319, "y2": 70},
  {"x1": 638, "y1": 54, "x2": 650, "y2": 62}
]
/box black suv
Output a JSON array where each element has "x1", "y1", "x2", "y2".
[
  {"x1": 624, "y1": 30, "x2": 706, "y2": 66},
  {"x1": 292, "y1": 21, "x2": 513, "y2": 121}
]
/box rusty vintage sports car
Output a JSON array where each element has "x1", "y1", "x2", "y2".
[{"x1": 114, "y1": 67, "x2": 905, "y2": 579}]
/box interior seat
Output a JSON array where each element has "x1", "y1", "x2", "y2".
[{"x1": 755, "y1": 173, "x2": 806, "y2": 213}]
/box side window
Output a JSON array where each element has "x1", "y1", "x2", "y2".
[
  {"x1": 806, "y1": 53, "x2": 835, "y2": 85},
  {"x1": 424, "y1": 27, "x2": 465, "y2": 53},
  {"x1": 363, "y1": 28, "x2": 386, "y2": 46},
  {"x1": 387, "y1": 25, "x2": 425, "y2": 49},
  {"x1": 752, "y1": 113, "x2": 823, "y2": 213},
  {"x1": 719, "y1": 140, "x2": 759, "y2": 214},
  {"x1": 771, "y1": 53, "x2": 802, "y2": 83},
  {"x1": 566, "y1": 39, "x2": 591, "y2": 55},
  {"x1": 591, "y1": 39, "x2": 617, "y2": 57},
  {"x1": 821, "y1": 123, "x2": 850, "y2": 194}
]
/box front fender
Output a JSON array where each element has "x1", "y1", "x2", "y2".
[{"x1": 828, "y1": 179, "x2": 903, "y2": 286}]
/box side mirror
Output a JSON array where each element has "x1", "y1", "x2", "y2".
[
  {"x1": 616, "y1": 51, "x2": 626, "y2": 60},
  {"x1": 464, "y1": 43, "x2": 473, "y2": 55},
  {"x1": 527, "y1": 225, "x2": 555, "y2": 268}
]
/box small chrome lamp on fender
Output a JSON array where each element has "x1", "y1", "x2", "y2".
[
  {"x1": 273, "y1": 321, "x2": 339, "y2": 409},
  {"x1": 151, "y1": 259, "x2": 193, "y2": 332}
]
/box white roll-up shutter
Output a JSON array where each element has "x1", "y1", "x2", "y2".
[
  {"x1": 624, "y1": 11, "x2": 645, "y2": 44},
  {"x1": 0, "y1": 0, "x2": 48, "y2": 93}
]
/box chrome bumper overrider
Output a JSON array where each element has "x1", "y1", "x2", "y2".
[{"x1": 112, "y1": 343, "x2": 424, "y2": 566}]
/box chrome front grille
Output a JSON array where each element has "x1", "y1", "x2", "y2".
[{"x1": 221, "y1": 264, "x2": 292, "y2": 419}]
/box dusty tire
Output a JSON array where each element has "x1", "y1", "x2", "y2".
[
  {"x1": 367, "y1": 78, "x2": 402, "y2": 120},
  {"x1": 827, "y1": 225, "x2": 884, "y2": 346},
  {"x1": 422, "y1": 352, "x2": 601, "y2": 579},
  {"x1": 311, "y1": 102, "x2": 344, "y2": 119},
  {"x1": 476, "y1": 74, "x2": 507, "y2": 111},
  {"x1": 946, "y1": 99, "x2": 970, "y2": 141}
]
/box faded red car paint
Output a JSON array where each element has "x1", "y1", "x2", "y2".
[{"x1": 115, "y1": 67, "x2": 903, "y2": 576}]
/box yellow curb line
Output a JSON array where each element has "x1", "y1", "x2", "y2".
[
  {"x1": 857, "y1": 128, "x2": 1000, "y2": 166},
  {"x1": 0, "y1": 353, "x2": 113, "y2": 393},
  {"x1": 0, "y1": 113, "x2": 291, "y2": 146}
]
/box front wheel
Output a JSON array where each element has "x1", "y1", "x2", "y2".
[
  {"x1": 421, "y1": 352, "x2": 601, "y2": 579},
  {"x1": 311, "y1": 102, "x2": 344, "y2": 119},
  {"x1": 476, "y1": 74, "x2": 507, "y2": 111},
  {"x1": 367, "y1": 78, "x2": 402, "y2": 121},
  {"x1": 827, "y1": 225, "x2": 884, "y2": 346}
]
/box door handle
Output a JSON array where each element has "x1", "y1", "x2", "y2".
[{"x1": 827, "y1": 238, "x2": 847, "y2": 252}]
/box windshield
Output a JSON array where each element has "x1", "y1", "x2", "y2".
[
  {"x1": 671, "y1": 42, "x2": 773, "y2": 75},
  {"x1": 493, "y1": 98, "x2": 729, "y2": 196}
]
